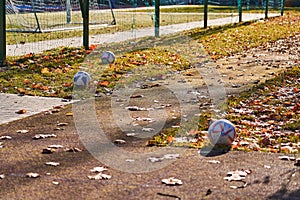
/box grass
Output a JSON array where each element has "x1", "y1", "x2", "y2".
[{"x1": 2, "y1": 11, "x2": 300, "y2": 98}]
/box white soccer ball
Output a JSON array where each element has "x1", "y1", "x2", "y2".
[
  {"x1": 73, "y1": 71, "x2": 91, "y2": 88},
  {"x1": 208, "y1": 119, "x2": 236, "y2": 146},
  {"x1": 101, "y1": 51, "x2": 115, "y2": 64}
]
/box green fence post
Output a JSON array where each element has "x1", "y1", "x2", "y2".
[
  {"x1": 79, "y1": 0, "x2": 89, "y2": 50},
  {"x1": 66, "y1": 0, "x2": 71, "y2": 24},
  {"x1": 204, "y1": 0, "x2": 208, "y2": 28},
  {"x1": 265, "y1": 0, "x2": 269, "y2": 19},
  {"x1": 280, "y1": 0, "x2": 285, "y2": 16},
  {"x1": 238, "y1": 0, "x2": 242, "y2": 22},
  {"x1": 154, "y1": 0, "x2": 160, "y2": 37},
  {"x1": 0, "y1": 0, "x2": 6, "y2": 67}
]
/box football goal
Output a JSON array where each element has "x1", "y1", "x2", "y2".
[{"x1": 5, "y1": 0, "x2": 116, "y2": 33}]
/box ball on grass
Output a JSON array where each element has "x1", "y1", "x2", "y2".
[
  {"x1": 73, "y1": 71, "x2": 91, "y2": 88},
  {"x1": 101, "y1": 51, "x2": 115, "y2": 64}
]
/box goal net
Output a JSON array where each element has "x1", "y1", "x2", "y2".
[{"x1": 6, "y1": 0, "x2": 116, "y2": 32}]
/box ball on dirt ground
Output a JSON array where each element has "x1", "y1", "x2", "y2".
[
  {"x1": 208, "y1": 119, "x2": 236, "y2": 146},
  {"x1": 101, "y1": 51, "x2": 115, "y2": 64}
]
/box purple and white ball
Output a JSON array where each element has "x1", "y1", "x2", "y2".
[
  {"x1": 101, "y1": 51, "x2": 115, "y2": 64},
  {"x1": 73, "y1": 71, "x2": 91, "y2": 88},
  {"x1": 208, "y1": 119, "x2": 236, "y2": 146}
]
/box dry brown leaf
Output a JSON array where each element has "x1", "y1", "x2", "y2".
[
  {"x1": 114, "y1": 139, "x2": 126, "y2": 144},
  {"x1": 162, "y1": 177, "x2": 183, "y2": 185},
  {"x1": 45, "y1": 162, "x2": 60, "y2": 166},
  {"x1": 42, "y1": 148, "x2": 56, "y2": 154},
  {"x1": 26, "y1": 172, "x2": 40, "y2": 178},
  {"x1": 208, "y1": 160, "x2": 221, "y2": 164},
  {"x1": 57, "y1": 122, "x2": 68, "y2": 126},
  {"x1": 278, "y1": 156, "x2": 296, "y2": 161},
  {"x1": 90, "y1": 167, "x2": 108, "y2": 173},
  {"x1": 33, "y1": 134, "x2": 56, "y2": 140},
  {"x1": 15, "y1": 109, "x2": 26, "y2": 114},
  {"x1": 17, "y1": 130, "x2": 29, "y2": 134},
  {"x1": 88, "y1": 173, "x2": 111, "y2": 180},
  {"x1": 0, "y1": 136, "x2": 12, "y2": 140},
  {"x1": 65, "y1": 147, "x2": 82, "y2": 152},
  {"x1": 48, "y1": 144, "x2": 63, "y2": 149}
]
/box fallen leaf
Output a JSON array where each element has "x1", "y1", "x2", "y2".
[
  {"x1": 41, "y1": 67, "x2": 50, "y2": 74},
  {"x1": 88, "y1": 173, "x2": 111, "y2": 180},
  {"x1": 54, "y1": 127, "x2": 64, "y2": 131},
  {"x1": 148, "y1": 157, "x2": 163, "y2": 162},
  {"x1": 208, "y1": 160, "x2": 221, "y2": 164},
  {"x1": 57, "y1": 122, "x2": 68, "y2": 126},
  {"x1": 26, "y1": 172, "x2": 40, "y2": 178},
  {"x1": 230, "y1": 182, "x2": 248, "y2": 189},
  {"x1": 224, "y1": 174, "x2": 246, "y2": 181},
  {"x1": 130, "y1": 94, "x2": 144, "y2": 98},
  {"x1": 98, "y1": 81, "x2": 110, "y2": 87},
  {"x1": 16, "y1": 130, "x2": 29, "y2": 134},
  {"x1": 0, "y1": 136, "x2": 12, "y2": 140},
  {"x1": 48, "y1": 144, "x2": 63, "y2": 149},
  {"x1": 42, "y1": 148, "x2": 56, "y2": 154},
  {"x1": 65, "y1": 112, "x2": 73, "y2": 116},
  {"x1": 224, "y1": 169, "x2": 252, "y2": 182},
  {"x1": 142, "y1": 127, "x2": 155, "y2": 132},
  {"x1": 51, "y1": 109, "x2": 60, "y2": 113},
  {"x1": 114, "y1": 139, "x2": 126, "y2": 144},
  {"x1": 163, "y1": 154, "x2": 180, "y2": 159},
  {"x1": 15, "y1": 109, "x2": 26, "y2": 114},
  {"x1": 65, "y1": 147, "x2": 82, "y2": 152},
  {"x1": 53, "y1": 105, "x2": 64, "y2": 109},
  {"x1": 278, "y1": 156, "x2": 296, "y2": 161},
  {"x1": 126, "y1": 133, "x2": 136, "y2": 137},
  {"x1": 167, "y1": 136, "x2": 174, "y2": 143},
  {"x1": 17, "y1": 88, "x2": 26, "y2": 94},
  {"x1": 90, "y1": 167, "x2": 108, "y2": 173},
  {"x1": 32, "y1": 134, "x2": 56, "y2": 140},
  {"x1": 162, "y1": 177, "x2": 182, "y2": 185},
  {"x1": 45, "y1": 162, "x2": 60, "y2": 166}
]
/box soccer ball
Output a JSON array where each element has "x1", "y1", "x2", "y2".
[
  {"x1": 101, "y1": 51, "x2": 115, "y2": 64},
  {"x1": 73, "y1": 71, "x2": 91, "y2": 88},
  {"x1": 207, "y1": 119, "x2": 236, "y2": 146}
]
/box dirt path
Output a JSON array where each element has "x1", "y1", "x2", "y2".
[{"x1": 0, "y1": 34, "x2": 299, "y2": 199}]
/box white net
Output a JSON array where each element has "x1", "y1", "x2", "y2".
[{"x1": 6, "y1": 0, "x2": 116, "y2": 32}]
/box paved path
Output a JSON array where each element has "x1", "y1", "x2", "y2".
[
  {"x1": 1, "y1": 13, "x2": 281, "y2": 125},
  {"x1": 0, "y1": 93, "x2": 73, "y2": 125}
]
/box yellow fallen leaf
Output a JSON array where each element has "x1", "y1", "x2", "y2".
[
  {"x1": 41, "y1": 67, "x2": 50, "y2": 74},
  {"x1": 65, "y1": 112, "x2": 73, "y2": 116}
]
